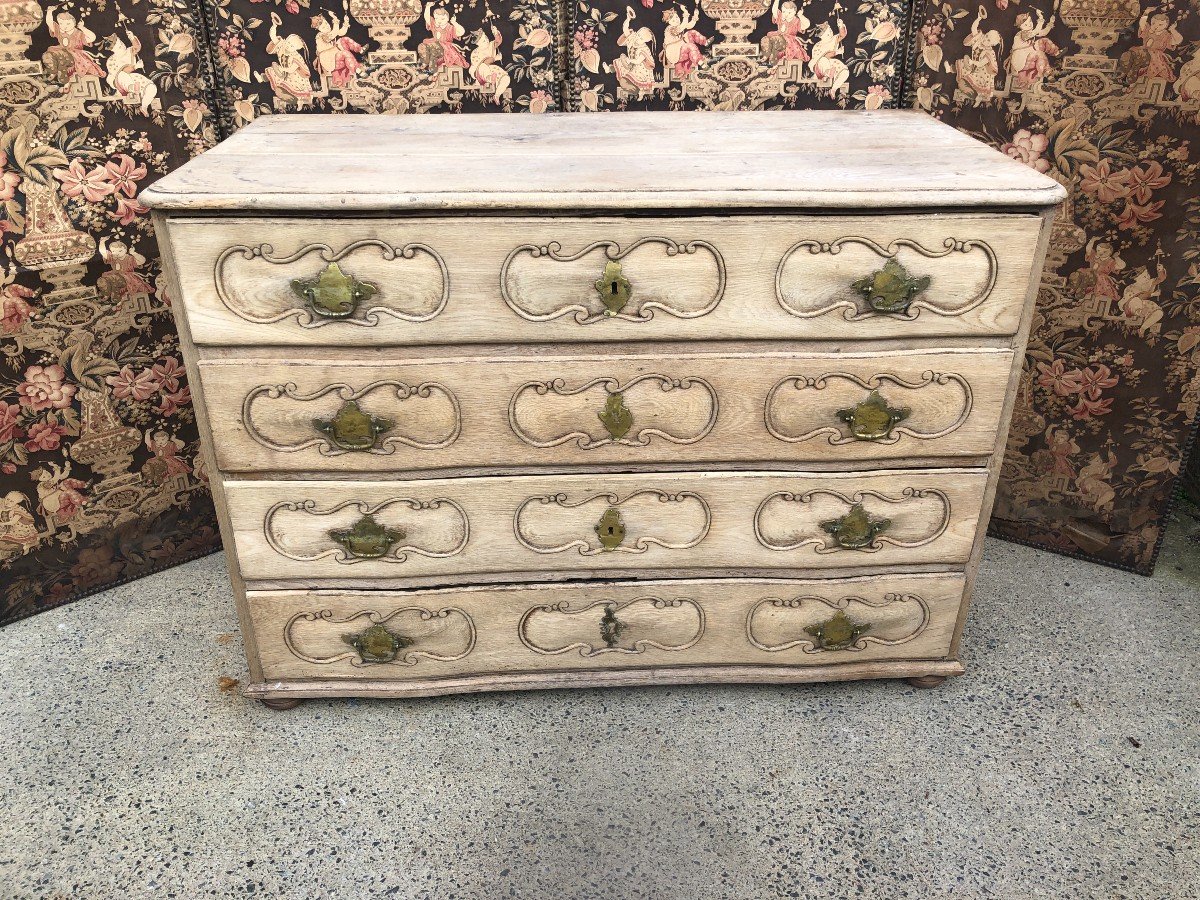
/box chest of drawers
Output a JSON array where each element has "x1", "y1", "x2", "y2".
[{"x1": 143, "y1": 111, "x2": 1064, "y2": 707}]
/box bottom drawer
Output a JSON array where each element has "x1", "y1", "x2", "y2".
[{"x1": 248, "y1": 573, "x2": 966, "y2": 683}]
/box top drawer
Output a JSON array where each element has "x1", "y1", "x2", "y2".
[{"x1": 161, "y1": 214, "x2": 1044, "y2": 346}]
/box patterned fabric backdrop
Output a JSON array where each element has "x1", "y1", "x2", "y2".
[
  {"x1": 2, "y1": 0, "x2": 1198, "y2": 626},
  {"x1": 0, "y1": 0, "x2": 222, "y2": 626},
  {"x1": 909, "y1": 0, "x2": 1200, "y2": 572}
]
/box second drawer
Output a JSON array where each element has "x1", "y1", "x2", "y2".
[
  {"x1": 199, "y1": 347, "x2": 1013, "y2": 472},
  {"x1": 224, "y1": 468, "x2": 989, "y2": 585}
]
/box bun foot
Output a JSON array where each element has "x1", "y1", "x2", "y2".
[
  {"x1": 260, "y1": 697, "x2": 304, "y2": 710},
  {"x1": 905, "y1": 674, "x2": 947, "y2": 689}
]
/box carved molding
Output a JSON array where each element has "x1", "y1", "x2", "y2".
[
  {"x1": 764, "y1": 370, "x2": 974, "y2": 446},
  {"x1": 513, "y1": 489, "x2": 711, "y2": 556},
  {"x1": 518, "y1": 597, "x2": 706, "y2": 657},
  {"x1": 263, "y1": 497, "x2": 470, "y2": 564},
  {"x1": 508, "y1": 374, "x2": 719, "y2": 449},
  {"x1": 753, "y1": 487, "x2": 952, "y2": 553},
  {"x1": 745, "y1": 593, "x2": 931, "y2": 653},
  {"x1": 775, "y1": 237, "x2": 998, "y2": 321},
  {"x1": 500, "y1": 237, "x2": 726, "y2": 324},
  {"x1": 214, "y1": 239, "x2": 450, "y2": 327},
  {"x1": 284, "y1": 607, "x2": 476, "y2": 667},
  {"x1": 242, "y1": 380, "x2": 462, "y2": 455}
]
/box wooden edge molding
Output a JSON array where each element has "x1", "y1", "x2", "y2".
[
  {"x1": 284, "y1": 607, "x2": 477, "y2": 667},
  {"x1": 744, "y1": 592, "x2": 931, "y2": 653},
  {"x1": 753, "y1": 487, "x2": 952, "y2": 553}
]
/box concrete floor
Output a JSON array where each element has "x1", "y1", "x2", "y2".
[{"x1": 1, "y1": 532, "x2": 1197, "y2": 900}]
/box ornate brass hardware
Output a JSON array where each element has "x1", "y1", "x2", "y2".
[
  {"x1": 329, "y1": 514, "x2": 405, "y2": 559},
  {"x1": 836, "y1": 390, "x2": 910, "y2": 441},
  {"x1": 598, "y1": 392, "x2": 633, "y2": 439},
  {"x1": 803, "y1": 610, "x2": 870, "y2": 651},
  {"x1": 342, "y1": 623, "x2": 412, "y2": 663},
  {"x1": 594, "y1": 507, "x2": 626, "y2": 551},
  {"x1": 290, "y1": 261, "x2": 377, "y2": 319},
  {"x1": 599, "y1": 603, "x2": 626, "y2": 648},
  {"x1": 852, "y1": 259, "x2": 931, "y2": 314},
  {"x1": 313, "y1": 400, "x2": 392, "y2": 451},
  {"x1": 820, "y1": 503, "x2": 890, "y2": 549},
  {"x1": 594, "y1": 260, "x2": 631, "y2": 316}
]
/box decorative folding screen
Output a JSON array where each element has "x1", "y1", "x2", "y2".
[{"x1": 2, "y1": 0, "x2": 1198, "y2": 627}]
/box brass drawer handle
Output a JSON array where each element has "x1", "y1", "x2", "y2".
[
  {"x1": 804, "y1": 610, "x2": 871, "y2": 651},
  {"x1": 329, "y1": 514, "x2": 405, "y2": 559},
  {"x1": 821, "y1": 503, "x2": 890, "y2": 549},
  {"x1": 598, "y1": 391, "x2": 633, "y2": 439},
  {"x1": 595, "y1": 507, "x2": 626, "y2": 551},
  {"x1": 594, "y1": 260, "x2": 631, "y2": 316},
  {"x1": 837, "y1": 390, "x2": 909, "y2": 441},
  {"x1": 314, "y1": 400, "x2": 392, "y2": 451},
  {"x1": 852, "y1": 259, "x2": 930, "y2": 315},
  {"x1": 342, "y1": 623, "x2": 411, "y2": 663},
  {"x1": 290, "y1": 261, "x2": 377, "y2": 319}
]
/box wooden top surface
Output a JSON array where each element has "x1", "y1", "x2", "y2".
[{"x1": 142, "y1": 111, "x2": 1066, "y2": 213}]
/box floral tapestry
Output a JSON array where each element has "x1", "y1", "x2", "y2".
[
  {"x1": 0, "y1": 0, "x2": 222, "y2": 626},
  {"x1": 568, "y1": 0, "x2": 908, "y2": 110},
  {"x1": 203, "y1": 0, "x2": 563, "y2": 130},
  {"x1": 909, "y1": 0, "x2": 1200, "y2": 572}
]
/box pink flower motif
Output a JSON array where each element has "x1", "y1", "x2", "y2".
[
  {"x1": 0, "y1": 401, "x2": 21, "y2": 444},
  {"x1": 1079, "y1": 159, "x2": 1130, "y2": 204},
  {"x1": 1076, "y1": 364, "x2": 1119, "y2": 400},
  {"x1": 149, "y1": 357, "x2": 185, "y2": 394},
  {"x1": 1116, "y1": 199, "x2": 1164, "y2": 229},
  {"x1": 1125, "y1": 160, "x2": 1170, "y2": 204},
  {"x1": 1, "y1": 462, "x2": 14, "y2": 475},
  {"x1": 1, "y1": 283, "x2": 36, "y2": 334},
  {"x1": 1036, "y1": 360, "x2": 1083, "y2": 396},
  {"x1": 1000, "y1": 129, "x2": 1051, "y2": 174},
  {"x1": 54, "y1": 159, "x2": 114, "y2": 203},
  {"x1": 104, "y1": 154, "x2": 147, "y2": 198},
  {"x1": 112, "y1": 192, "x2": 149, "y2": 226},
  {"x1": 24, "y1": 420, "x2": 67, "y2": 452},
  {"x1": 1071, "y1": 395, "x2": 1114, "y2": 419},
  {"x1": 528, "y1": 90, "x2": 553, "y2": 114},
  {"x1": 17, "y1": 364, "x2": 76, "y2": 411},
  {"x1": 285, "y1": 0, "x2": 299, "y2": 13},
  {"x1": 0, "y1": 151, "x2": 20, "y2": 203},
  {"x1": 155, "y1": 386, "x2": 191, "y2": 417},
  {"x1": 864, "y1": 85, "x2": 893, "y2": 110},
  {"x1": 106, "y1": 365, "x2": 159, "y2": 402}
]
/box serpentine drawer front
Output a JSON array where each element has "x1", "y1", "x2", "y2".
[
  {"x1": 198, "y1": 348, "x2": 1014, "y2": 473},
  {"x1": 144, "y1": 111, "x2": 1064, "y2": 704},
  {"x1": 167, "y1": 213, "x2": 1042, "y2": 346}
]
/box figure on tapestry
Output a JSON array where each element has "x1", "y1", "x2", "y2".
[
  {"x1": 661, "y1": 5, "x2": 708, "y2": 80},
  {"x1": 313, "y1": 11, "x2": 364, "y2": 90},
  {"x1": 1084, "y1": 239, "x2": 1125, "y2": 307},
  {"x1": 32, "y1": 463, "x2": 88, "y2": 531},
  {"x1": 0, "y1": 492, "x2": 40, "y2": 560},
  {"x1": 761, "y1": 0, "x2": 811, "y2": 67},
  {"x1": 43, "y1": 6, "x2": 105, "y2": 83},
  {"x1": 955, "y1": 6, "x2": 1002, "y2": 105},
  {"x1": 260, "y1": 12, "x2": 314, "y2": 108},
  {"x1": 613, "y1": 7, "x2": 657, "y2": 99},
  {"x1": 97, "y1": 238, "x2": 153, "y2": 302},
  {"x1": 419, "y1": 3, "x2": 468, "y2": 73},
  {"x1": 1008, "y1": 10, "x2": 1058, "y2": 91},
  {"x1": 1117, "y1": 258, "x2": 1167, "y2": 338},
  {"x1": 142, "y1": 430, "x2": 191, "y2": 485},
  {"x1": 105, "y1": 29, "x2": 160, "y2": 114},
  {"x1": 810, "y1": 16, "x2": 849, "y2": 97},
  {"x1": 469, "y1": 25, "x2": 511, "y2": 104}
]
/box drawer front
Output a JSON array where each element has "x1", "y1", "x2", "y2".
[
  {"x1": 247, "y1": 573, "x2": 965, "y2": 681},
  {"x1": 224, "y1": 469, "x2": 988, "y2": 584},
  {"x1": 165, "y1": 214, "x2": 1043, "y2": 346},
  {"x1": 199, "y1": 348, "x2": 1013, "y2": 472}
]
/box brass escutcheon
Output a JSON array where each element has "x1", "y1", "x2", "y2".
[
  {"x1": 290, "y1": 261, "x2": 377, "y2": 319},
  {"x1": 313, "y1": 400, "x2": 392, "y2": 451},
  {"x1": 852, "y1": 259, "x2": 931, "y2": 315},
  {"x1": 594, "y1": 260, "x2": 631, "y2": 316},
  {"x1": 599, "y1": 604, "x2": 626, "y2": 648},
  {"x1": 836, "y1": 390, "x2": 910, "y2": 441},
  {"x1": 329, "y1": 514, "x2": 406, "y2": 559},
  {"x1": 342, "y1": 623, "x2": 412, "y2": 663},
  {"x1": 598, "y1": 392, "x2": 633, "y2": 440},
  {"x1": 820, "y1": 502, "x2": 890, "y2": 550},
  {"x1": 804, "y1": 610, "x2": 870, "y2": 651},
  {"x1": 595, "y1": 507, "x2": 626, "y2": 551}
]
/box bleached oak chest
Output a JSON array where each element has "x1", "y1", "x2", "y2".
[{"x1": 143, "y1": 111, "x2": 1064, "y2": 708}]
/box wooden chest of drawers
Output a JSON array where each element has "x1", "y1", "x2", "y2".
[{"x1": 143, "y1": 111, "x2": 1064, "y2": 707}]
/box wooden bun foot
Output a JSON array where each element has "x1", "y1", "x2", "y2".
[
  {"x1": 905, "y1": 674, "x2": 947, "y2": 689},
  {"x1": 260, "y1": 697, "x2": 304, "y2": 710}
]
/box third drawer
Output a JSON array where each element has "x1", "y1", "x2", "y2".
[
  {"x1": 224, "y1": 468, "x2": 989, "y2": 585},
  {"x1": 199, "y1": 347, "x2": 1014, "y2": 472}
]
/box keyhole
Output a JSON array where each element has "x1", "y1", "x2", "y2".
[
  {"x1": 607, "y1": 526, "x2": 615, "y2": 535},
  {"x1": 611, "y1": 281, "x2": 618, "y2": 295}
]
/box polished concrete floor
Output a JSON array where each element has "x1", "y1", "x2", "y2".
[{"x1": 1, "y1": 530, "x2": 1197, "y2": 900}]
